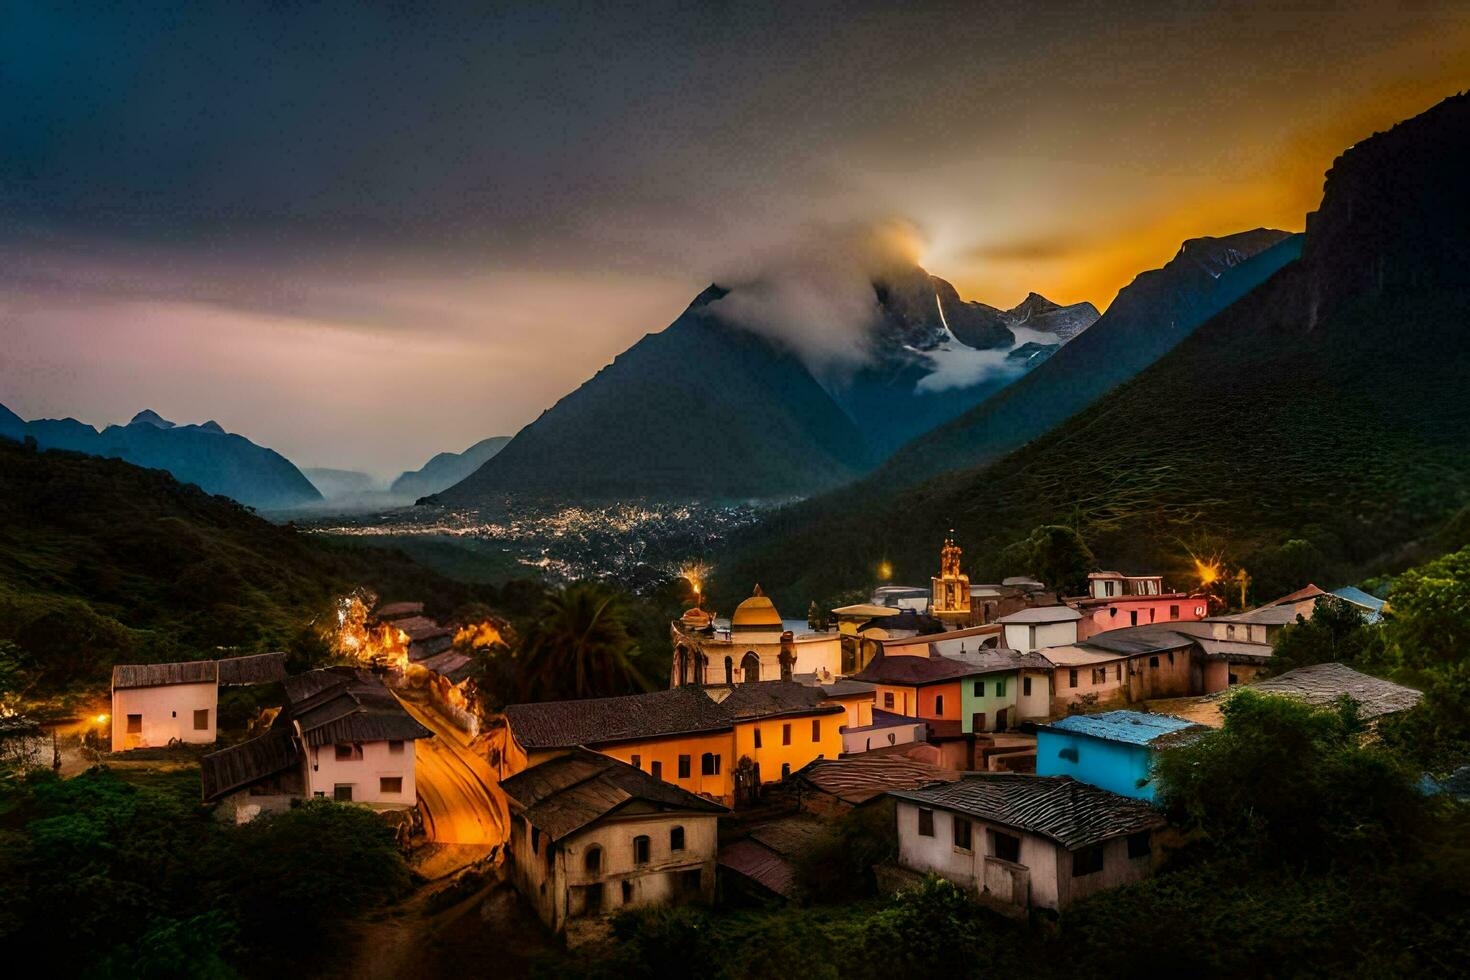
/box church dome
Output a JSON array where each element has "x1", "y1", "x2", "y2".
[{"x1": 731, "y1": 585, "x2": 782, "y2": 631}]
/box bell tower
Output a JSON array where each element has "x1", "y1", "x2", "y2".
[{"x1": 930, "y1": 533, "x2": 972, "y2": 626}]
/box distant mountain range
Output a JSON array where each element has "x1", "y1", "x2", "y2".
[
  {"x1": 0, "y1": 408, "x2": 322, "y2": 510},
  {"x1": 715, "y1": 92, "x2": 1470, "y2": 609},
  {"x1": 303, "y1": 468, "x2": 382, "y2": 499},
  {"x1": 430, "y1": 270, "x2": 1097, "y2": 504},
  {"x1": 393, "y1": 436, "x2": 511, "y2": 501}
]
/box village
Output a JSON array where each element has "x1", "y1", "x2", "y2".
[{"x1": 90, "y1": 536, "x2": 1444, "y2": 949}]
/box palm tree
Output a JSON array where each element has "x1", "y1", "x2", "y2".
[{"x1": 518, "y1": 583, "x2": 650, "y2": 701}]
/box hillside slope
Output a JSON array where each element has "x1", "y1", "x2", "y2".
[
  {"x1": 393, "y1": 435, "x2": 512, "y2": 500},
  {"x1": 0, "y1": 440, "x2": 473, "y2": 689},
  {"x1": 716, "y1": 93, "x2": 1470, "y2": 610}
]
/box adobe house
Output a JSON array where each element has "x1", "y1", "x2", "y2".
[
  {"x1": 501, "y1": 749, "x2": 725, "y2": 935},
  {"x1": 889, "y1": 773, "x2": 1165, "y2": 912},
  {"x1": 110, "y1": 652, "x2": 286, "y2": 751},
  {"x1": 996, "y1": 606, "x2": 1082, "y2": 652},
  {"x1": 1036, "y1": 711, "x2": 1207, "y2": 801}
]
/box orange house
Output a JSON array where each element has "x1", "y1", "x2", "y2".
[
  {"x1": 707, "y1": 682, "x2": 846, "y2": 784},
  {"x1": 851, "y1": 654, "x2": 983, "y2": 724}
]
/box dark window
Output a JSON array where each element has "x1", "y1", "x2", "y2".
[
  {"x1": 1149, "y1": 656, "x2": 1160, "y2": 668},
  {"x1": 583, "y1": 882, "x2": 604, "y2": 913},
  {"x1": 1023, "y1": 676, "x2": 1032, "y2": 696},
  {"x1": 680, "y1": 868, "x2": 702, "y2": 894},
  {"x1": 996, "y1": 678, "x2": 1006, "y2": 697},
  {"x1": 954, "y1": 817, "x2": 972, "y2": 850},
  {"x1": 1130, "y1": 611, "x2": 1138, "y2": 626},
  {"x1": 633, "y1": 835, "x2": 651, "y2": 865},
  {"x1": 585, "y1": 846, "x2": 602, "y2": 873},
  {"x1": 1072, "y1": 844, "x2": 1105, "y2": 876},
  {"x1": 918, "y1": 807, "x2": 935, "y2": 837},
  {"x1": 333, "y1": 784, "x2": 353, "y2": 802},
  {"x1": 972, "y1": 712, "x2": 986, "y2": 732},
  {"x1": 678, "y1": 755, "x2": 691, "y2": 779},
  {"x1": 935, "y1": 695, "x2": 944, "y2": 714},
  {"x1": 126, "y1": 714, "x2": 142, "y2": 734},
  {"x1": 193, "y1": 709, "x2": 209, "y2": 731},
  {"x1": 1069, "y1": 669, "x2": 1079, "y2": 688},
  {"x1": 671, "y1": 826, "x2": 685, "y2": 851},
  {"x1": 1116, "y1": 664, "x2": 1123, "y2": 681},
  {"x1": 652, "y1": 760, "x2": 663, "y2": 780},
  {"x1": 992, "y1": 830, "x2": 1021, "y2": 863},
  {"x1": 621, "y1": 880, "x2": 633, "y2": 903},
  {"x1": 1127, "y1": 831, "x2": 1152, "y2": 859},
  {"x1": 388, "y1": 739, "x2": 405, "y2": 754},
  {"x1": 379, "y1": 776, "x2": 402, "y2": 794},
  {"x1": 1167, "y1": 651, "x2": 1175, "y2": 664},
  {"x1": 811, "y1": 719, "x2": 821, "y2": 741},
  {"x1": 724, "y1": 656, "x2": 733, "y2": 685},
  {"x1": 630, "y1": 754, "x2": 641, "y2": 769},
  {"x1": 972, "y1": 680, "x2": 984, "y2": 697},
  {"x1": 754, "y1": 727, "x2": 762, "y2": 748},
  {"x1": 335, "y1": 743, "x2": 355, "y2": 761},
  {"x1": 1091, "y1": 667, "x2": 1106, "y2": 684},
  {"x1": 883, "y1": 692, "x2": 895, "y2": 709},
  {"x1": 782, "y1": 723, "x2": 791, "y2": 746},
  {"x1": 781, "y1": 762, "x2": 790, "y2": 779},
  {"x1": 701, "y1": 752, "x2": 720, "y2": 776},
  {"x1": 1169, "y1": 605, "x2": 1180, "y2": 620},
  {"x1": 1058, "y1": 746, "x2": 1079, "y2": 762}
]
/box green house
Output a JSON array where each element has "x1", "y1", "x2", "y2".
[{"x1": 956, "y1": 649, "x2": 1055, "y2": 733}]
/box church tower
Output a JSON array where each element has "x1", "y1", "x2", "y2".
[{"x1": 930, "y1": 535, "x2": 972, "y2": 627}]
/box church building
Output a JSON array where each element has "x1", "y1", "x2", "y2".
[{"x1": 670, "y1": 586, "x2": 842, "y2": 688}]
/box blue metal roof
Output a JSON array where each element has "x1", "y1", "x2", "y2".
[
  {"x1": 1042, "y1": 710, "x2": 1201, "y2": 747},
  {"x1": 1329, "y1": 586, "x2": 1385, "y2": 622}
]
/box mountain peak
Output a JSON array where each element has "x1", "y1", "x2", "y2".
[
  {"x1": 130, "y1": 409, "x2": 175, "y2": 429},
  {"x1": 198, "y1": 420, "x2": 226, "y2": 435}
]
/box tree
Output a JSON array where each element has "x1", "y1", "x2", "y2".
[
  {"x1": 997, "y1": 525, "x2": 1094, "y2": 596},
  {"x1": 1268, "y1": 596, "x2": 1377, "y2": 675},
  {"x1": 513, "y1": 583, "x2": 651, "y2": 701}
]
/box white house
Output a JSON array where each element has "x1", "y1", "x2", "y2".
[
  {"x1": 110, "y1": 652, "x2": 286, "y2": 751},
  {"x1": 889, "y1": 773, "x2": 1164, "y2": 911},
  {"x1": 500, "y1": 748, "x2": 726, "y2": 935},
  {"x1": 670, "y1": 587, "x2": 842, "y2": 687},
  {"x1": 997, "y1": 606, "x2": 1082, "y2": 653}
]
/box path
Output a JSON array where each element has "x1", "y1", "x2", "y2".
[{"x1": 394, "y1": 691, "x2": 508, "y2": 847}]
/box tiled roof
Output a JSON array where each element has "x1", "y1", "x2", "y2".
[
  {"x1": 1245, "y1": 662, "x2": 1421, "y2": 718},
  {"x1": 1264, "y1": 584, "x2": 1327, "y2": 607},
  {"x1": 996, "y1": 606, "x2": 1082, "y2": 624},
  {"x1": 200, "y1": 729, "x2": 301, "y2": 801},
  {"x1": 793, "y1": 756, "x2": 959, "y2": 805},
  {"x1": 945, "y1": 647, "x2": 1055, "y2": 673},
  {"x1": 748, "y1": 814, "x2": 829, "y2": 856},
  {"x1": 850, "y1": 653, "x2": 987, "y2": 687},
  {"x1": 889, "y1": 774, "x2": 1165, "y2": 849},
  {"x1": 279, "y1": 668, "x2": 433, "y2": 747},
  {"x1": 711, "y1": 682, "x2": 846, "y2": 721},
  {"x1": 500, "y1": 748, "x2": 725, "y2": 840},
  {"x1": 1041, "y1": 710, "x2": 1207, "y2": 748},
  {"x1": 417, "y1": 648, "x2": 476, "y2": 684},
  {"x1": 1212, "y1": 605, "x2": 1304, "y2": 626},
  {"x1": 216, "y1": 652, "x2": 288, "y2": 686},
  {"x1": 842, "y1": 708, "x2": 925, "y2": 734},
  {"x1": 503, "y1": 686, "x2": 731, "y2": 750},
  {"x1": 113, "y1": 660, "x2": 217, "y2": 690},
  {"x1": 1080, "y1": 626, "x2": 1197, "y2": 656},
  {"x1": 719, "y1": 838, "x2": 796, "y2": 897},
  {"x1": 1040, "y1": 646, "x2": 1127, "y2": 667}
]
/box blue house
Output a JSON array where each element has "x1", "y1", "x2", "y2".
[{"x1": 1036, "y1": 711, "x2": 1206, "y2": 801}]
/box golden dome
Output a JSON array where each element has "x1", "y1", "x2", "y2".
[{"x1": 731, "y1": 584, "x2": 782, "y2": 630}]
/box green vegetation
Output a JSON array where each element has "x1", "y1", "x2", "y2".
[{"x1": 0, "y1": 767, "x2": 410, "y2": 976}]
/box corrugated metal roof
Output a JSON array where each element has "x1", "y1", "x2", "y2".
[
  {"x1": 500, "y1": 748, "x2": 725, "y2": 840},
  {"x1": 1042, "y1": 710, "x2": 1206, "y2": 747},
  {"x1": 889, "y1": 774, "x2": 1164, "y2": 849},
  {"x1": 200, "y1": 729, "x2": 301, "y2": 801}
]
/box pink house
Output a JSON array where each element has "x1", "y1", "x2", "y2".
[{"x1": 1074, "y1": 572, "x2": 1208, "y2": 641}]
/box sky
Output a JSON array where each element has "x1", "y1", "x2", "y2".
[{"x1": 1, "y1": 1, "x2": 1467, "y2": 478}]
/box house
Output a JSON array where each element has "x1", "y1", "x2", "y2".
[
  {"x1": 201, "y1": 666, "x2": 430, "y2": 820},
  {"x1": 1086, "y1": 571, "x2": 1164, "y2": 599},
  {"x1": 952, "y1": 648, "x2": 1055, "y2": 733},
  {"x1": 1036, "y1": 711, "x2": 1207, "y2": 801},
  {"x1": 840, "y1": 708, "x2": 927, "y2": 755},
  {"x1": 1074, "y1": 591, "x2": 1209, "y2": 641},
  {"x1": 793, "y1": 674, "x2": 876, "y2": 731},
  {"x1": 501, "y1": 748, "x2": 725, "y2": 934},
  {"x1": 111, "y1": 652, "x2": 287, "y2": 751},
  {"x1": 718, "y1": 814, "x2": 829, "y2": 902},
  {"x1": 670, "y1": 586, "x2": 842, "y2": 687},
  {"x1": 503, "y1": 687, "x2": 735, "y2": 802},
  {"x1": 780, "y1": 755, "x2": 960, "y2": 818},
  {"x1": 708, "y1": 682, "x2": 846, "y2": 789},
  {"x1": 830, "y1": 603, "x2": 902, "y2": 636},
  {"x1": 849, "y1": 652, "x2": 981, "y2": 725},
  {"x1": 1040, "y1": 624, "x2": 1255, "y2": 713},
  {"x1": 997, "y1": 606, "x2": 1082, "y2": 652},
  {"x1": 889, "y1": 773, "x2": 1165, "y2": 911}
]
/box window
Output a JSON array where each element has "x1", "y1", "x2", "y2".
[
  {"x1": 781, "y1": 762, "x2": 790, "y2": 779},
  {"x1": 1058, "y1": 746, "x2": 1079, "y2": 762},
  {"x1": 621, "y1": 880, "x2": 633, "y2": 904},
  {"x1": 333, "y1": 784, "x2": 353, "y2": 802},
  {"x1": 973, "y1": 680, "x2": 984, "y2": 697},
  {"x1": 678, "y1": 755, "x2": 691, "y2": 779},
  {"x1": 934, "y1": 695, "x2": 944, "y2": 714},
  {"x1": 652, "y1": 761, "x2": 663, "y2": 780},
  {"x1": 1116, "y1": 664, "x2": 1123, "y2": 681},
  {"x1": 1167, "y1": 651, "x2": 1175, "y2": 664},
  {"x1": 972, "y1": 712, "x2": 986, "y2": 732},
  {"x1": 379, "y1": 776, "x2": 402, "y2": 794},
  {"x1": 811, "y1": 719, "x2": 821, "y2": 741},
  {"x1": 671, "y1": 826, "x2": 685, "y2": 851},
  {"x1": 953, "y1": 817, "x2": 972, "y2": 851},
  {"x1": 992, "y1": 830, "x2": 1021, "y2": 863},
  {"x1": 782, "y1": 723, "x2": 792, "y2": 746},
  {"x1": 1169, "y1": 604, "x2": 1180, "y2": 620},
  {"x1": 883, "y1": 692, "x2": 895, "y2": 709},
  {"x1": 918, "y1": 807, "x2": 935, "y2": 837},
  {"x1": 126, "y1": 714, "x2": 142, "y2": 734},
  {"x1": 701, "y1": 752, "x2": 721, "y2": 776},
  {"x1": 1091, "y1": 667, "x2": 1106, "y2": 685},
  {"x1": 388, "y1": 739, "x2": 404, "y2": 754},
  {"x1": 1149, "y1": 656, "x2": 1160, "y2": 668},
  {"x1": 1072, "y1": 844, "x2": 1105, "y2": 876},
  {"x1": 193, "y1": 709, "x2": 209, "y2": 731},
  {"x1": 631, "y1": 754, "x2": 641, "y2": 770},
  {"x1": 724, "y1": 656, "x2": 733, "y2": 685},
  {"x1": 633, "y1": 835, "x2": 651, "y2": 865},
  {"x1": 996, "y1": 678, "x2": 1006, "y2": 697},
  {"x1": 754, "y1": 727, "x2": 762, "y2": 749},
  {"x1": 1130, "y1": 611, "x2": 1138, "y2": 626},
  {"x1": 1023, "y1": 676, "x2": 1032, "y2": 697},
  {"x1": 1127, "y1": 831, "x2": 1152, "y2": 859},
  {"x1": 1069, "y1": 669, "x2": 1079, "y2": 688},
  {"x1": 585, "y1": 846, "x2": 602, "y2": 873},
  {"x1": 335, "y1": 743, "x2": 362, "y2": 761}
]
